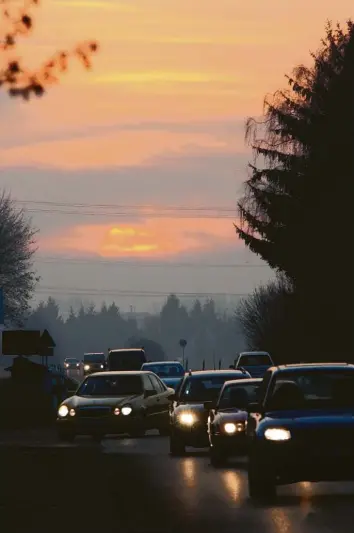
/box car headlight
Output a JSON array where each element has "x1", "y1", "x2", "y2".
[
  {"x1": 69, "y1": 409, "x2": 76, "y2": 417},
  {"x1": 84, "y1": 365, "x2": 90, "y2": 371},
  {"x1": 178, "y1": 412, "x2": 195, "y2": 426},
  {"x1": 64, "y1": 363, "x2": 69, "y2": 368},
  {"x1": 264, "y1": 428, "x2": 291, "y2": 441},
  {"x1": 100, "y1": 365, "x2": 104, "y2": 369},
  {"x1": 121, "y1": 406, "x2": 132, "y2": 416},
  {"x1": 76, "y1": 364, "x2": 79, "y2": 367},
  {"x1": 58, "y1": 405, "x2": 69, "y2": 418},
  {"x1": 114, "y1": 408, "x2": 120, "y2": 416}
]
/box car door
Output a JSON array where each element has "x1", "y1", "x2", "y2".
[
  {"x1": 142, "y1": 374, "x2": 159, "y2": 427},
  {"x1": 149, "y1": 374, "x2": 170, "y2": 422}
]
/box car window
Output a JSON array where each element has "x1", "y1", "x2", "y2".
[
  {"x1": 77, "y1": 375, "x2": 143, "y2": 396},
  {"x1": 149, "y1": 374, "x2": 165, "y2": 393},
  {"x1": 265, "y1": 370, "x2": 354, "y2": 410},
  {"x1": 239, "y1": 354, "x2": 271, "y2": 366},
  {"x1": 142, "y1": 374, "x2": 154, "y2": 391},
  {"x1": 218, "y1": 383, "x2": 259, "y2": 409},
  {"x1": 180, "y1": 374, "x2": 246, "y2": 402}
]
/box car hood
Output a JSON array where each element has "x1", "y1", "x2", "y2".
[
  {"x1": 262, "y1": 408, "x2": 354, "y2": 429},
  {"x1": 64, "y1": 395, "x2": 140, "y2": 408},
  {"x1": 215, "y1": 410, "x2": 247, "y2": 422},
  {"x1": 162, "y1": 378, "x2": 182, "y2": 387}
]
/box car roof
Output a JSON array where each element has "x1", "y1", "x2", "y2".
[
  {"x1": 84, "y1": 352, "x2": 104, "y2": 355},
  {"x1": 239, "y1": 351, "x2": 270, "y2": 356},
  {"x1": 183, "y1": 370, "x2": 248, "y2": 378},
  {"x1": 222, "y1": 378, "x2": 262, "y2": 387},
  {"x1": 275, "y1": 363, "x2": 354, "y2": 372},
  {"x1": 142, "y1": 361, "x2": 182, "y2": 365},
  {"x1": 109, "y1": 348, "x2": 144, "y2": 353},
  {"x1": 87, "y1": 370, "x2": 154, "y2": 377}
]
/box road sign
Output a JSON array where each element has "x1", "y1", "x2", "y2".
[
  {"x1": 0, "y1": 288, "x2": 3, "y2": 325},
  {"x1": 2, "y1": 329, "x2": 56, "y2": 356},
  {"x1": 2, "y1": 330, "x2": 41, "y2": 356},
  {"x1": 41, "y1": 329, "x2": 56, "y2": 348}
]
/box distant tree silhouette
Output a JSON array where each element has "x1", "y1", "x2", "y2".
[
  {"x1": 27, "y1": 295, "x2": 246, "y2": 368},
  {"x1": 236, "y1": 21, "x2": 354, "y2": 359},
  {"x1": 0, "y1": 0, "x2": 98, "y2": 99},
  {"x1": 237, "y1": 276, "x2": 294, "y2": 363},
  {"x1": 0, "y1": 192, "x2": 38, "y2": 324}
]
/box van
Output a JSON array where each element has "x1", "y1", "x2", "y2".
[{"x1": 107, "y1": 348, "x2": 146, "y2": 371}]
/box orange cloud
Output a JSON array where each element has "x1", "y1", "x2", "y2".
[
  {"x1": 39, "y1": 217, "x2": 238, "y2": 258},
  {"x1": 0, "y1": 130, "x2": 233, "y2": 169}
]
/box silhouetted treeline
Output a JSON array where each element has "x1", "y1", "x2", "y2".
[
  {"x1": 236, "y1": 21, "x2": 354, "y2": 362},
  {"x1": 26, "y1": 295, "x2": 246, "y2": 368}
]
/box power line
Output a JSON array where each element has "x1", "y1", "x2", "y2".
[
  {"x1": 16, "y1": 199, "x2": 237, "y2": 219},
  {"x1": 16, "y1": 199, "x2": 236, "y2": 211},
  {"x1": 35, "y1": 255, "x2": 268, "y2": 268},
  {"x1": 35, "y1": 285, "x2": 249, "y2": 298},
  {"x1": 25, "y1": 208, "x2": 235, "y2": 219}
]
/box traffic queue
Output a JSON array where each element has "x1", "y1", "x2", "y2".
[{"x1": 58, "y1": 348, "x2": 354, "y2": 502}]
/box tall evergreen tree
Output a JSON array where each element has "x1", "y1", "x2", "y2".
[{"x1": 236, "y1": 21, "x2": 354, "y2": 358}]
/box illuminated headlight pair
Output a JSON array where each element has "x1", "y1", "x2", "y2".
[
  {"x1": 114, "y1": 406, "x2": 132, "y2": 416},
  {"x1": 264, "y1": 428, "x2": 291, "y2": 441},
  {"x1": 58, "y1": 405, "x2": 76, "y2": 418},
  {"x1": 223, "y1": 422, "x2": 245, "y2": 434},
  {"x1": 178, "y1": 412, "x2": 196, "y2": 426}
]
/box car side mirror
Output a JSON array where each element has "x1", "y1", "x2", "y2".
[
  {"x1": 247, "y1": 402, "x2": 260, "y2": 413},
  {"x1": 145, "y1": 389, "x2": 156, "y2": 398},
  {"x1": 204, "y1": 400, "x2": 216, "y2": 410}
]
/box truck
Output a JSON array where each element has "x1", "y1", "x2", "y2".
[{"x1": 234, "y1": 351, "x2": 273, "y2": 378}]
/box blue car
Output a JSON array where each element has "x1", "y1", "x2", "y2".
[
  {"x1": 247, "y1": 363, "x2": 354, "y2": 501},
  {"x1": 141, "y1": 361, "x2": 185, "y2": 390}
]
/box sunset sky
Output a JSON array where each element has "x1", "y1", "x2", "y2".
[{"x1": 0, "y1": 0, "x2": 352, "y2": 312}]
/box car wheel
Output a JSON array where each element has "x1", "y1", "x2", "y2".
[
  {"x1": 170, "y1": 434, "x2": 185, "y2": 456},
  {"x1": 210, "y1": 446, "x2": 226, "y2": 467},
  {"x1": 57, "y1": 430, "x2": 75, "y2": 443},
  {"x1": 248, "y1": 459, "x2": 276, "y2": 502},
  {"x1": 128, "y1": 429, "x2": 146, "y2": 438}
]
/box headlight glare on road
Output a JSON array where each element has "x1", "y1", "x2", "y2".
[
  {"x1": 69, "y1": 409, "x2": 76, "y2": 417},
  {"x1": 114, "y1": 408, "x2": 120, "y2": 416},
  {"x1": 179, "y1": 412, "x2": 195, "y2": 426},
  {"x1": 84, "y1": 365, "x2": 90, "y2": 371},
  {"x1": 58, "y1": 405, "x2": 69, "y2": 418},
  {"x1": 224, "y1": 423, "x2": 237, "y2": 434},
  {"x1": 121, "y1": 406, "x2": 132, "y2": 416},
  {"x1": 264, "y1": 427, "x2": 291, "y2": 441}
]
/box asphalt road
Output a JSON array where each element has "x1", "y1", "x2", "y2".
[{"x1": 1, "y1": 429, "x2": 354, "y2": 533}]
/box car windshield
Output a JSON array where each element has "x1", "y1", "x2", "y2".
[
  {"x1": 65, "y1": 359, "x2": 78, "y2": 363},
  {"x1": 266, "y1": 370, "x2": 354, "y2": 411},
  {"x1": 84, "y1": 354, "x2": 105, "y2": 363},
  {"x1": 77, "y1": 375, "x2": 143, "y2": 396},
  {"x1": 143, "y1": 364, "x2": 184, "y2": 377},
  {"x1": 239, "y1": 354, "x2": 271, "y2": 366},
  {"x1": 179, "y1": 374, "x2": 246, "y2": 402},
  {"x1": 218, "y1": 383, "x2": 259, "y2": 410}
]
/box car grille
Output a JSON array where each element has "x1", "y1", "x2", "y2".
[{"x1": 77, "y1": 407, "x2": 111, "y2": 418}]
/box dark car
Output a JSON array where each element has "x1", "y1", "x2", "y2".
[
  {"x1": 169, "y1": 369, "x2": 251, "y2": 456},
  {"x1": 64, "y1": 358, "x2": 80, "y2": 370},
  {"x1": 247, "y1": 363, "x2": 354, "y2": 501},
  {"x1": 141, "y1": 361, "x2": 185, "y2": 389},
  {"x1": 56, "y1": 371, "x2": 174, "y2": 442},
  {"x1": 235, "y1": 351, "x2": 273, "y2": 378},
  {"x1": 207, "y1": 378, "x2": 262, "y2": 466},
  {"x1": 83, "y1": 353, "x2": 106, "y2": 375}
]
